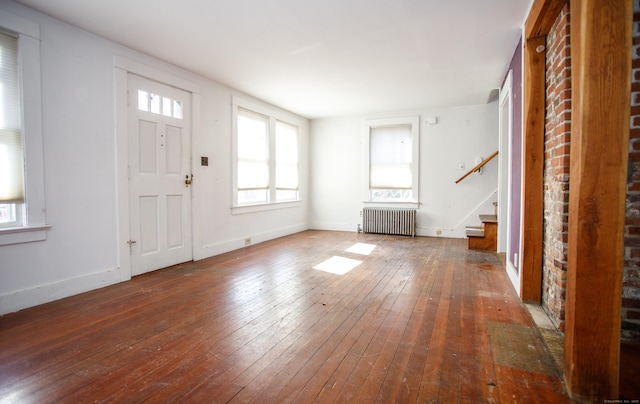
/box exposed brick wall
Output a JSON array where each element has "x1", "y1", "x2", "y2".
[
  {"x1": 537, "y1": 1, "x2": 639, "y2": 341},
  {"x1": 623, "y1": 0, "x2": 640, "y2": 341},
  {"x1": 542, "y1": 4, "x2": 571, "y2": 332}
]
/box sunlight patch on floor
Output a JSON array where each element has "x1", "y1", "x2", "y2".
[
  {"x1": 313, "y1": 256, "x2": 362, "y2": 275},
  {"x1": 345, "y1": 242, "x2": 377, "y2": 256}
]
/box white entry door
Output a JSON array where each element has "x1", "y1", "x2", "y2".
[{"x1": 128, "y1": 74, "x2": 192, "y2": 276}]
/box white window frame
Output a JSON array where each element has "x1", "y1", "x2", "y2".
[
  {"x1": 363, "y1": 116, "x2": 420, "y2": 207},
  {"x1": 0, "y1": 11, "x2": 49, "y2": 246},
  {"x1": 231, "y1": 96, "x2": 301, "y2": 214}
]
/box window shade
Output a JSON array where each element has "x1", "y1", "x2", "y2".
[
  {"x1": 0, "y1": 31, "x2": 24, "y2": 203},
  {"x1": 237, "y1": 108, "x2": 269, "y2": 190},
  {"x1": 369, "y1": 125, "x2": 412, "y2": 189},
  {"x1": 275, "y1": 121, "x2": 298, "y2": 190}
]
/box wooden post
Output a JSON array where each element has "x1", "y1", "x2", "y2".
[
  {"x1": 520, "y1": 0, "x2": 568, "y2": 303},
  {"x1": 564, "y1": 0, "x2": 632, "y2": 400},
  {"x1": 520, "y1": 34, "x2": 546, "y2": 303}
]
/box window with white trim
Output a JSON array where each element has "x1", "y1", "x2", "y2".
[
  {"x1": 0, "y1": 30, "x2": 23, "y2": 228},
  {"x1": 233, "y1": 98, "x2": 299, "y2": 208},
  {"x1": 364, "y1": 116, "x2": 420, "y2": 203},
  {"x1": 0, "y1": 11, "x2": 48, "y2": 245},
  {"x1": 275, "y1": 120, "x2": 299, "y2": 202},
  {"x1": 237, "y1": 108, "x2": 270, "y2": 205}
]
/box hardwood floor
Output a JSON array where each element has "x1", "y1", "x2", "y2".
[{"x1": 0, "y1": 230, "x2": 572, "y2": 402}]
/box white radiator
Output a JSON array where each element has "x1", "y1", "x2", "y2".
[{"x1": 362, "y1": 208, "x2": 416, "y2": 237}]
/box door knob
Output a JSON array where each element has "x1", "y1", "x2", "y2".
[{"x1": 185, "y1": 174, "x2": 193, "y2": 186}]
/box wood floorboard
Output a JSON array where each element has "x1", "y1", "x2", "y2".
[
  {"x1": 251, "y1": 252, "x2": 410, "y2": 403},
  {"x1": 285, "y1": 255, "x2": 407, "y2": 403},
  {"x1": 0, "y1": 230, "x2": 581, "y2": 403},
  {"x1": 198, "y1": 261, "x2": 376, "y2": 402}
]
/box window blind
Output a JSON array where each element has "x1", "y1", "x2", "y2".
[
  {"x1": 237, "y1": 108, "x2": 269, "y2": 190},
  {"x1": 0, "y1": 30, "x2": 23, "y2": 203},
  {"x1": 369, "y1": 125, "x2": 412, "y2": 189},
  {"x1": 275, "y1": 121, "x2": 298, "y2": 191}
]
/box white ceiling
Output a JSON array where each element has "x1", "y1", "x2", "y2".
[{"x1": 15, "y1": 0, "x2": 530, "y2": 119}]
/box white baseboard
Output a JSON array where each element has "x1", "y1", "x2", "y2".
[
  {"x1": 200, "y1": 223, "x2": 308, "y2": 259},
  {"x1": 416, "y1": 227, "x2": 461, "y2": 238},
  {"x1": 0, "y1": 267, "x2": 122, "y2": 315},
  {"x1": 309, "y1": 222, "x2": 358, "y2": 233},
  {"x1": 506, "y1": 261, "x2": 521, "y2": 296}
]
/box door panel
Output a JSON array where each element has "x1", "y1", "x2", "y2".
[
  {"x1": 128, "y1": 74, "x2": 192, "y2": 276},
  {"x1": 139, "y1": 196, "x2": 159, "y2": 255},
  {"x1": 166, "y1": 195, "x2": 183, "y2": 249},
  {"x1": 138, "y1": 120, "x2": 158, "y2": 174},
  {"x1": 165, "y1": 125, "x2": 182, "y2": 175}
]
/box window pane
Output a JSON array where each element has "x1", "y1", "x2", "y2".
[
  {"x1": 137, "y1": 90, "x2": 149, "y2": 111},
  {"x1": 0, "y1": 202, "x2": 22, "y2": 227},
  {"x1": 276, "y1": 189, "x2": 298, "y2": 202},
  {"x1": 0, "y1": 32, "x2": 20, "y2": 131},
  {"x1": 371, "y1": 189, "x2": 412, "y2": 201},
  {"x1": 237, "y1": 109, "x2": 269, "y2": 191},
  {"x1": 370, "y1": 163, "x2": 412, "y2": 189},
  {"x1": 162, "y1": 97, "x2": 172, "y2": 116},
  {"x1": 0, "y1": 203, "x2": 15, "y2": 223},
  {"x1": 276, "y1": 121, "x2": 298, "y2": 192},
  {"x1": 150, "y1": 93, "x2": 161, "y2": 114},
  {"x1": 0, "y1": 129, "x2": 24, "y2": 202},
  {"x1": 369, "y1": 125, "x2": 412, "y2": 190},
  {"x1": 173, "y1": 100, "x2": 183, "y2": 119},
  {"x1": 0, "y1": 31, "x2": 24, "y2": 203},
  {"x1": 238, "y1": 189, "x2": 268, "y2": 205},
  {"x1": 237, "y1": 160, "x2": 269, "y2": 190}
]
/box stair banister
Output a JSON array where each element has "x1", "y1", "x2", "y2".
[{"x1": 455, "y1": 150, "x2": 499, "y2": 184}]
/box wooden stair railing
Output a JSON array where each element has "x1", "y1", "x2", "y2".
[{"x1": 455, "y1": 150, "x2": 499, "y2": 184}]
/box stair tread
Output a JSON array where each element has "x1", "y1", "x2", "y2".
[
  {"x1": 466, "y1": 228, "x2": 485, "y2": 237},
  {"x1": 479, "y1": 214, "x2": 498, "y2": 223}
]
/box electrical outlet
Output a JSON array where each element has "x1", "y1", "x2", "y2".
[{"x1": 244, "y1": 237, "x2": 251, "y2": 246}]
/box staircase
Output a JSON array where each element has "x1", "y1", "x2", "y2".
[{"x1": 465, "y1": 202, "x2": 498, "y2": 251}]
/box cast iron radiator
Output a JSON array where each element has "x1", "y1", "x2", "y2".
[{"x1": 362, "y1": 207, "x2": 416, "y2": 237}]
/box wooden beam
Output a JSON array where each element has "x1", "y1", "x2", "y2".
[
  {"x1": 564, "y1": 0, "x2": 632, "y2": 400},
  {"x1": 520, "y1": 34, "x2": 546, "y2": 303},
  {"x1": 525, "y1": 0, "x2": 569, "y2": 38},
  {"x1": 519, "y1": 0, "x2": 568, "y2": 303}
]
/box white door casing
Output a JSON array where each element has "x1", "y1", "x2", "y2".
[
  {"x1": 128, "y1": 74, "x2": 192, "y2": 276},
  {"x1": 499, "y1": 70, "x2": 520, "y2": 294}
]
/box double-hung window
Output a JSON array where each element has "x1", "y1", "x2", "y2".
[
  {"x1": 364, "y1": 116, "x2": 420, "y2": 204},
  {"x1": 0, "y1": 11, "x2": 48, "y2": 245},
  {"x1": 275, "y1": 121, "x2": 299, "y2": 202},
  {"x1": 233, "y1": 97, "x2": 299, "y2": 209},
  {"x1": 237, "y1": 108, "x2": 270, "y2": 205},
  {"x1": 0, "y1": 30, "x2": 23, "y2": 228}
]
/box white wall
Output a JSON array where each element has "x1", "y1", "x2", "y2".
[
  {"x1": 0, "y1": 1, "x2": 309, "y2": 314},
  {"x1": 310, "y1": 103, "x2": 499, "y2": 237}
]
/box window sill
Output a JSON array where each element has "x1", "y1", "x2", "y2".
[
  {"x1": 232, "y1": 200, "x2": 302, "y2": 215},
  {"x1": 0, "y1": 225, "x2": 51, "y2": 246}
]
